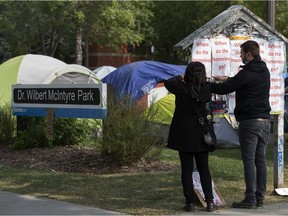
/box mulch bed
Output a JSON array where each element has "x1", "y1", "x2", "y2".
[{"x1": 0, "y1": 145, "x2": 179, "y2": 174}]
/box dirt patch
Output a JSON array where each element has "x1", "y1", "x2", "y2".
[{"x1": 0, "y1": 145, "x2": 179, "y2": 174}]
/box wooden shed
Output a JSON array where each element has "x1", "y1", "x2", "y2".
[
  {"x1": 174, "y1": 5, "x2": 288, "y2": 51},
  {"x1": 174, "y1": 4, "x2": 288, "y2": 189}
]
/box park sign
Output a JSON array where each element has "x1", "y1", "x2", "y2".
[{"x1": 12, "y1": 84, "x2": 107, "y2": 119}]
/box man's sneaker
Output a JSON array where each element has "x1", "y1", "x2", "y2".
[
  {"x1": 232, "y1": 199, "x2": 256, "y2": 209},
  {"x1": 256, "y1": 200, "x2": 264, "y2": 208}
]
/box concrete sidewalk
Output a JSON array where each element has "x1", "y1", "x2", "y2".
[
  {"x1": 1, "y1": 190, "x2": 287, "y2": 215},
  {"x1": 183, "y1": 202, "x2": 288, "y2": 215},
  {"x1": 0, "y1": 190, "x2": 124, "y2": 215}
]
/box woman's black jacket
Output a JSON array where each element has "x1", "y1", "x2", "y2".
[{"x1": 164, "y1": 75, "x2": 212, "y2": 152}]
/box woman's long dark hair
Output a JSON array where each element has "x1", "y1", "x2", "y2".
[{"x1": 184, "y1": 61, "x2": 207, "y2": 88}]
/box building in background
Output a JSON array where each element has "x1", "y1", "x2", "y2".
[{"x1": 88, "y1": 42, "x2": 151, "y2": 70}]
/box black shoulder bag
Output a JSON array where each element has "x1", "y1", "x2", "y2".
[{"x1": 194, "y1": 104, "x2": 217, "y2": 152}]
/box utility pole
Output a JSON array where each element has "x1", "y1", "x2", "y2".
[{"x1": 267, "y1": 0, "x2": 275, "y2": 28}]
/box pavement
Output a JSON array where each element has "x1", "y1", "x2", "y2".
[
  {"x1": 181, "y1": 202, "x2": 288, "y2": 215},
  {"x1": 0, "y1": 190, "x2": 123, "y2": 215},
  {"x1": 1, "y1": 190, "x2": 288, "y2": 215}
]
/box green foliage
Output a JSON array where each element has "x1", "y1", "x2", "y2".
[
  {"x1": 275, "y1": 1, "x2": 288, "y2": 39},
  {"x1": 0, "y1": 1, "x2": 288, "y2": 65},
  {"x1": 96, "y1": 1, "x2": 154, "y2": 49},
  {"x1": 100, "y1": 97, "x2": 164, "y2": 165},
  {"x1": 52, "y1": 118, "x2": 92, "y2": 146},
  {"x1": 0, "y1": 103, "x2": 16, "y2": 145},
  {"x1": 0, "y1": 1, "x2": 153, "y2": 62},
  {"x1": 12, "y1": 117, "x2": 48, "y2": 149},
  {"x1": 150, "y1": 1, "x2": 231, "y2": 64},
  {"x1": 11, "y1": 117, "x2": 93, "y2": 149}
]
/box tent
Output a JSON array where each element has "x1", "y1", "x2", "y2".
[
  {"x1": 102, "y1": 61, "x2": 186, "y2": 103},
  {"x1": 102, "y1": 60, "x2": 239, "y2": 148},
  {"x1": 0, "y1": 54, "x2": 100, "y2": 106},
  {"x1": 148, "y1": 94, "x2": 239, "y2": 148},
  {"x1": 148, "y1": 93, "x2": 175, "y2": 125},
  {"x1": 93, "y1": 66, "x2": 116, "y2": 80}
]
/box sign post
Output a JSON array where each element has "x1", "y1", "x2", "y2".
[
  {"x1": 273, "y1": 114, "x2": 285, "y2": 189},
  {"x1": 12, "y1": 84, "x2": 108, "y2": 144},
  {"x1": 46, "y1": 109, "x2": 54, "y2": 144}
]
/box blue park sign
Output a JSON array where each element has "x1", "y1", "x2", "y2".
[{"x1": 12, "y1": 84, "x2": 107, "y2": 119}]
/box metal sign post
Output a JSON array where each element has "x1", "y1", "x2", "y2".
[{"x1": 273, "y1": 114, "x2": 285, "y2": 189}]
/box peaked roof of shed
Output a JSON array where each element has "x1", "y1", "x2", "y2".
[{"x1": 174, "y1": 5, "x2": 288, "y2": 51}]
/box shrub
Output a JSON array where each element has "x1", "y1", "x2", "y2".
[
  {"x1": 11, "y1": 116, "x2": 93, "y2": 149},
  {"x1": 0, "y1": 103, "x2": 16, "y2": 146},
  {"x1": 99, "y1": 97, "x2": 164, "y2": 165},
  {"x1": 52, "y1": 118, "x2": 92, "y2": 146},
  {"x1": 12, "y1": 117, "x2": 48, "y2": 149}
]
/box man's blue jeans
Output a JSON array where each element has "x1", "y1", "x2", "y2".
[{"x1": 238, "y1": 118, "x2": 271, "y2": 203}]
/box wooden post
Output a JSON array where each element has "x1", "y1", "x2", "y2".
[
  {"x1": 273, "y1": 113, "x2": 285, "y2": 189},
  {"x1": 46, "y1": 109, "x2": 54, "y2": 144}
]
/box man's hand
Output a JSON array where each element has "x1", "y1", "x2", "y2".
[{"x1": 212, "y1": 76, "x2": 228, "y2": 82}]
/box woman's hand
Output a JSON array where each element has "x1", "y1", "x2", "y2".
[{"x1": 181, "y1": 74, "x2": 185, "y2": 83}]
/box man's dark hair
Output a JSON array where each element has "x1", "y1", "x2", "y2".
[{"x1": 240, "y1": 40, "x2": 260, "y2": 57}]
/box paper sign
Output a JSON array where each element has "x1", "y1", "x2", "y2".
[
  {"x1": 193, "y1": 171, "x2": 225, "y2": 207},
  {"x1": 275, "y1": 188, "x2": 288, "y2": 196},
  {"x1": 270, "y1": 73, "x2": 285, "y2": 112},
  {"x1": 265, "y1": 41, "x2": 285, "y2": 75},
  {"x1": 230, "y1": 40, "x2": 244, "y2": 76},
  {"x1": 211, "y1": 38, "x2": 231, "y2": 76},
  {"x1": 254, "y1": 39, "x2": 267, "y2": 61},
  {"x1": 192, "y1": 39, "x2": 212, "y2": 78}
]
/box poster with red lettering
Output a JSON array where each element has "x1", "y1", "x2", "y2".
[
  {"x1": 254, "y1": 39, "x2": 267, "y2": 61},
  {"x1": 228, "y1": 40, "x2": 245, "y2": 113},
  {"x1": 230, "y1": 40, "x2": 244, "y2": 76},
  {"x1": 191, "y1": 39, "x2": 212, "y2": 78},
  {"x1": 265, "y1": 41, "x2": 285, "y2": 112},
  {"x1": 191, "y1": 38, "x2": 286, "y2": 113},
  {"x1": 211, "y1": 38, "x2": 231, "y2": 76}
]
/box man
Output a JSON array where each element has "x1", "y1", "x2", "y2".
[{"x1": 209, "y1": 40, "x2": 271, "y2": 209}]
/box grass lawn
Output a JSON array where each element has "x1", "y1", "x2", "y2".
[{"x1": 0, "y1": 143, "x2": 288, "y2": 215}]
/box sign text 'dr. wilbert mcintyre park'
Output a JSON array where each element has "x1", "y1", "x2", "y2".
[{"x1": 12, "y1": 84, "x2": 107, "y2": 119}]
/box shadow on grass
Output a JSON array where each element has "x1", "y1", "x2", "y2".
[
  {"x1": 0, "y1": 167, "x2": 188, "y2": 215},
  {"x1": 1, "y1": 141, "x2": 287, "y2": 215}
]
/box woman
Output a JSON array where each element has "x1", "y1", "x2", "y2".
[{"x1": 164, "y1": 61, "x2": 215, "y2": 212}]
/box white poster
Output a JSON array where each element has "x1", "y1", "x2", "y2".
[
  {"x1": 230, "y1": 40, "x2": 245, "y2": 76},
  {"x1": 191, "y1": 39, "x2": 212, "y2": 78},
  {"x1": 211, "y1": 38, "x2": 231, "y2": 76},
  {"x1": 227, "y1": 92, "x2": 236, "y2": 114},
  {"x1": 192, "y1": 171, "x2": 225, "y2": 207},
  {"x1": 191, "y1": 38, "x2": 286, "y2": 113},
  {"x1": 228, "y1": 40, "x2": 245, "y2": 113},
  {"x1": 275, "y1": 188, "x2": 288, "y2": 196},
  {"x1": 254, "y1": 38, "x2": 267, "y2": 61},
  {"x1": 270, "y1": 73, "x2": 285, "y2": 112},
  {"x1": 265, "y1": 41, "x2": 285, "y2": 112},
  {"x1": 265, "y1": 41, "x2": 285, "y2": 75}
]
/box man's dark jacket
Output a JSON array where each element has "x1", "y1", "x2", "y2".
[{"x1": 209, "y1": 55, "x2": 271, "y2": 121}]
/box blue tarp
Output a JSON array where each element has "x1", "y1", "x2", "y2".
[{"x1": 102, "y1": 61, "x2": 186, "y2": 102}]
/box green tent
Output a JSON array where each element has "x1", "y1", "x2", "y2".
[
  {"x1": 0, "y1": 54, "x2": 100, "y2": 106},
  {"x1": 147, "y1": 93, "x2": 175, "y2": 125},
  {"x1": 0, "y1": 56, "x2": 24, "y2": 105}
]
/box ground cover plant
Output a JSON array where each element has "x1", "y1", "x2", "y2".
[{"x1": 0, "y1": 143, "x2": 287, "y2": 215}]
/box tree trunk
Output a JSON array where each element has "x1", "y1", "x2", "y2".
[{"x1": 75, "y1": 27, "x2": 83, "y2": 65}]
